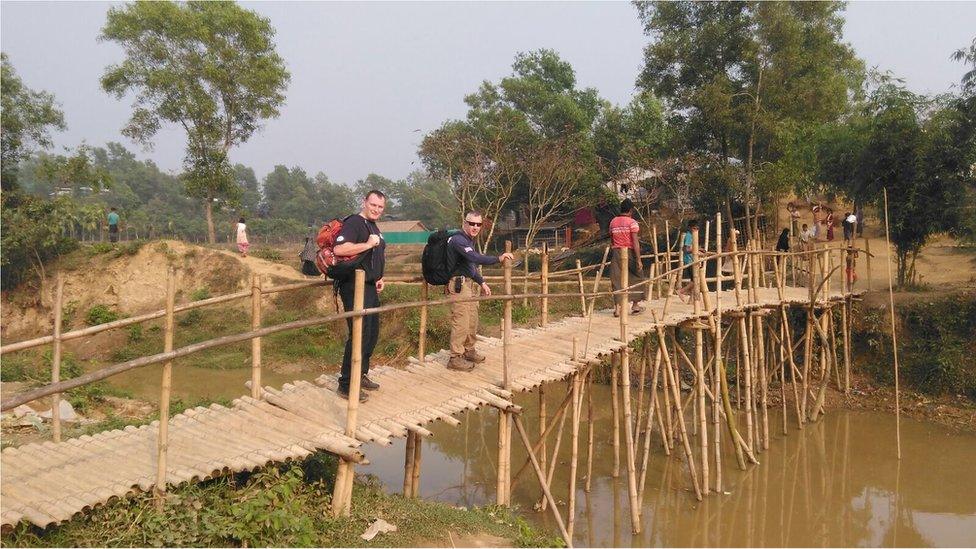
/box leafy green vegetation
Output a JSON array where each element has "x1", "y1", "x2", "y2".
[
  {"x1": 85, "y1": 304, "x2": 122, "y2": 326},
  {"x1": 852, "y1": 293, "x2": 976, "y2": 398},
  {"x1": 0, "y1": 455, "x2": 561, "y2": 548}
]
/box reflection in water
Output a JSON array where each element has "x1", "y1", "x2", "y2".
[{"x1": 363, "y1": 383, "x2": 976, "y2": 547}]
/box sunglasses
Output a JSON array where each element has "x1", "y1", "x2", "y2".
[{"x1": 465, "y1": 220, "x2": 483, "y2": 227}]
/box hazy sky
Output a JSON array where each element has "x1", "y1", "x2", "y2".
[{"x1": 2, "y1": 1, "x2": 974, "y2": 185}]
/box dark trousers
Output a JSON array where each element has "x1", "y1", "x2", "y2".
[{"x1": 337, "y1": 280, "x2": 380, "y2": 390}]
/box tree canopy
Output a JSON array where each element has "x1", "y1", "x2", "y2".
[
  {"x1": 1, "y1": 53, "x2": 66, "y2": 191},
  {"x1": 634, "y1": 1, "x2": 865, "y2": 215},
  {"x1": 100, "y1": 0, "x2": 290, "y2": 243}
]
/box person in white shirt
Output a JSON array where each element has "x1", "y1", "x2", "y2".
[
  {"x1": 843, "y1": 212, "x2": 858, "y2": 243},
  {"x1": 236, "y1": 217, "x2": 249, "y2": 257}
]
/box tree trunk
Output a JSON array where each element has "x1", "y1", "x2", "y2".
[{"x1": 204, "y1": 198, "x2": 216, "y2": 244}]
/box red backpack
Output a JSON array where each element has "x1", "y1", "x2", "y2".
[{"x1": 314, "y1": 217, "x2": 362, "y2": 280}]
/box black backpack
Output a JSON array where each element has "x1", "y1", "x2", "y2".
[{"x1": 422, "y1": 229, "x2": 461, "y2": 285}]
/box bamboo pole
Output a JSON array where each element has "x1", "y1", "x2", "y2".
[
  {"x1": 403, "y1": 431, "x2": 416, "y2": 497},
  {"x1": 419, "y1": 282, "x2": 429, "y2": 363},
  {"x1": 541, "y1": 242, "x2": 549, "y2": 327},
  {"x1": 634, "y1": 337, "x2": 649, "y2": 442},
  {"x1": 585, "y1": 369, "x2": 595, "y2": 493},
  {"x1": 498, "y1": 240, "x2": 513, "y2": 505},
  {"x1": 865, "y1": 237, "x2": 873, "y2": 292},
  {"x1": 691, "y1": 228, "x2": 710, "y2": 492},
  {"x1": 332, "y1": 269, "x2": 365, "y2": 517},
  {"x1": 713, "y1": 213, "x2": 723, "y2": 492},
  {"x1": 155, "y1": 268, "x2": 176, "y2": 500},
  {"x1": 842, "y1": 297, "x2": 851, "y2": 395},
  {"x1": 51, "y1": 275, "x2": 64, "y2": 443},
  {"x1": 611, "y1": 350, "x2": 620, "y2": 478},
  {"x1": 538, "y1": 384, "x2": 547, "y2": 500},
  {"x1": 582, "y1": 246, "x2": 611, "y2": 359},
  {"x1": 512, "y1": 415, "x2": 573, "y2": 547},
  {"x1": 576, "y1": 259, "x2": 586, "y2": 315},
  {"x1": 250, "y1": 274, "x2": 262, "y2": 399},
  {"x1": 652, "y1": 225, "x2": 661, "y2": 299},
  {"x1": 618, "y1": 248, "x2": 641, "y2": 533},
  {"x1": 412, "y1": 433, "x2": 422, "y2": 497},
  {"x1": 756, "y1": 314, "x2": 769, "y2": 450},
  {"x1": 882, "y1": 189, "x2": 902, "y2": 460},
  {"x1": 568, "y1": 369, "x2": 582, "y2": 538}
]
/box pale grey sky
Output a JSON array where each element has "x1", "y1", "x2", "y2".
[{"x1": 2, "y1": 1, "x2": 973, "y2": 185}]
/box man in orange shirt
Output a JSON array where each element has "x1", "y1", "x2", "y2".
[{"x1": 609, "y1": 199, "x2": 646, "y2": 317}]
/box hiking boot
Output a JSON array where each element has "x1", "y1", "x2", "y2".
[
  {"x1": 447, "y1": 356, "x2": 475, "y2": 372},
  {"x1": 361, "y1": 375, "x2": 380, "y2": 391},
  {"x1": 337, "y1": 386, "x2": 369, "y2": 402},
  {"x1": 462, "y1": 349, "x2": 486, "y2": 363}
]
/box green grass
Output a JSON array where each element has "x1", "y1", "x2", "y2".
[{"x1": 0, "y1": 455, "x2": 561, "y2": 548}]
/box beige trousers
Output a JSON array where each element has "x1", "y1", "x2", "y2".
[{"x1": 449, "y1": 277, "x2": 479, "y2": 356}]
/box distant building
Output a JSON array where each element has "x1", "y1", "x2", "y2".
[
  {"x1": 377, "y1": 220, "x2": 430, "y2": 244},
  {"x1": 376, "y1": 220, "x2": 428, "y2": 233},
  {"x1": 605, "y1": 167, "x2": 661, "y2": 201}
]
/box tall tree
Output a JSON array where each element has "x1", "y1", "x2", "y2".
[
  {"x1": 100, "y1": 1, "x2": 290, "y2": 243},
  {"x1": 421, "y1": 49, "x2": 605, "y2": 249},
  {"x1": 635, "y1": 1, "x2": 864, "y2": 223},
  {"x1": 1, "y1": 53, "x2": 65, "y2": 191}
]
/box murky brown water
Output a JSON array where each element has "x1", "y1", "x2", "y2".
[
  {"x1": 103, "y1": 362, "x2": 320, "y2": 404},
  {"x1": 361, "y1": 383, "x2": 976, "y2": 547}
]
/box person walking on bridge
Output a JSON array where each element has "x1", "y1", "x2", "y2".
[
  {"x1": 675, "y1": 219, "x2": 699, "y2": 303},
  {"x1": 609, "y1": 199, "x2": 646, "y2": 316},
  {"x1": 333, "y1": 190, "x2": 387, "y2": 402},
  {"x1": 446, "y1": 210, "x2": 514, "y2": 372}
]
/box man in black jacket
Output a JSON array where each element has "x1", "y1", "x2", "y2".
[
  {"x1": 446, "y1": 210, "x2": 514, "y2": 371},
  {"x1": 332, "y1": 190, "x2": 387, "y2": 401}
]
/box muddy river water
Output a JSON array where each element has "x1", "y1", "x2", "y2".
[
  {"x1": 359, "y1": 383, "x2": 976, "y2": 547},
  {"x1": 103, "y1": 367, "x2": 976, "y2": 546}
]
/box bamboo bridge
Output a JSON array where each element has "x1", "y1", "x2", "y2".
[{"x1": 0, "y1": 220, "x2": 872, "y2": 547}]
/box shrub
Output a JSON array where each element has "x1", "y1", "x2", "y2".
[
  {"x1": 190, "y1": 287, "x2": 211, "y2": 301},
  {"x1": 251, "y1": 247, "x2": 282, "y2": 262},
  {"x1": 85, "y1": 304, "x2": 121, "y2": 326}
]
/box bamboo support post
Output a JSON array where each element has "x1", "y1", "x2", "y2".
[
  {"x1": 541, "y1": 242, "x2": 549, "y2": 327},
  {"x1": 691, "y1": 228, "x2": 710, "y2": 491},
  {"x1": 538, "y1": 385, "x2": 547, "y2": 495},
  {"x1": 412, "y1": 433, "x2": 422, "y2": 497},
  {"x1": 584, "y1": 370, "x2": 595, "y2": 493},
  {"x1": 155, "y1": 268, "x2": 176, "y2": 501},
  {"x1": 865, "y1": 237, "x2": 873, "y2": 291},
  {"x1": 576, "y1": 259, "x2": 586, "y2": 315},
  {"x1": 611, "y1": 350, "x2": 620, "y2": 477},
  {"x1": 618, "y1": 248, "x2": 641, "y2": 533},
  {"x1": 403, "y1": 432, "x2": 416, "y2": 497},
  {"x1": 713, "y1": 213, "x2": 723, "y2": 491},
  {"x1": 513, "y1": 415, "x2": 573, "y2": 547},
  {"x1": 842, "y1": 297, "x2": 851, "y2": 394},
  {"x1": 498, "y1": 240, "x2": 513, "y2": 505},
  {"x1": 652, "y1": 225, "x2": 661, "y2": 299},
  {"x1": 250, "y1": 274, "x2": 262, "y2": 399},
  {"x1": 51, "y1": 275, "x2": 64, "y2": 443},
  {"x1": 419, "y1": 282, "x2": 429, "y2": 362},
  {"x1": 567, "y1": 369, "x2": 582, "y2": 537},
  {"x1": 332, "y1": 270, "x2": 365, "y2": 517},
  {"x1": 882, "y1": 189, "x2": 902, "y2": 459}
]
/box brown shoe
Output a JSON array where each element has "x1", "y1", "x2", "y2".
[
  {"x1": 447, "y1": 356, "x2": 475, "y2": 372},
  {"x1": 462, "y1": 349, "x2": 486, "y2": 363}
]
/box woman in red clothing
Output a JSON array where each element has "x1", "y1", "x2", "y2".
[{"x1": 609, "y1": 199, "x2": 646, "y2": 317}]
